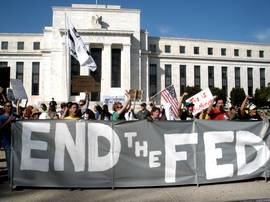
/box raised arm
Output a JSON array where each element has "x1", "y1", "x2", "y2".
[
  {"x1": 177, "y1": 92, "x2": 188, "y2": 117},
  {"x1": 118, "y1": 90, "x2": 131, "y2": 115},
  {"x1": 240, "y1": 96, "x2": 249, "y2": 117},
  {"x1": 207, "y1": 95, "x2": 217, "y2": 114}
]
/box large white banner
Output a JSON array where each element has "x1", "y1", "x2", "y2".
[{"x1": 11, "y1": 120, "x2": 270, "y2": 188}]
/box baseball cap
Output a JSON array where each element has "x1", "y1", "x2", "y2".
[{"x1": 249, "y1": 104, "x2": 257, "y2": 110}]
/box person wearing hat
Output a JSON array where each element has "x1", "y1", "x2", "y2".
[
  {"x1": 240, "y1": 96, "x2": 262, "y2": 120},
  {"x1": 135, "y1": 102, "x2": 150, "y2": 120}
]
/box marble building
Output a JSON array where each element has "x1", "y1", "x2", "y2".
[{"x1": 0, "y1": 4, "x2": 269, "y2": 105}]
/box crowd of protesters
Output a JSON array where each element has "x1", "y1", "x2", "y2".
[{"x1": 0, "y1": 85, "x2": 268, "y2": 181}]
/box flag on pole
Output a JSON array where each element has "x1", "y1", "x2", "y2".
[
  {"x1": 67, "y1": 17, "x2": 97, "y2": 72},
  {"x1": 161, "y1": 85, "x2": 179, "y2": 118}
]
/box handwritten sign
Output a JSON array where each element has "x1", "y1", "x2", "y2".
[
  {"x1": 10, "y1": 79, "x2": 28, "y2": 100},
  {"x1": 186, "y1": 88, "x2": 213, "y2": 115}
]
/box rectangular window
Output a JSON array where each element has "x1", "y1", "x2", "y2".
[
  {"x1": 179, "y1": 46, "x2": 185, "y2": 54},
  {"x1": 234, "y1": 49, "x2": 239, "y2": 56},
  {"x1": 260, "y1": 68, "x2": 265, "y2": 88},
  {"x1": 16, "y1": 62, "x2": 24, "y2": 82},
  {"x1": 222, "y1": 66, "x2": 227, "y2": 93},
  {"x1": 0, "y1": 62, "x2": 8, "y2": 67},
  {"x1": 259, "y1": 50, "x2": 264, "y2": 58},
  {"x1": 90, "y1": 48, "x2": 102, "y2": 101},
  {"x1": 208, "y1": 47, "x2": 213, "y2": 55},
  {"x1": 221, "y1": 48, "x2": 226, "y2": 56},
  {"x1": 247, "y1": 68, "x2": 253, "y2": 96},
  {"x1": 70, "y1": 56, "x2": 80, "y2": 96},
  {"x1": 1, "y1": 41, "x2": 8, "y2": 50},
  {"x1": 180, "y1": 65, "x2": 186, "y2": 94},
  {"x1": 149, "y1": 64, "x2": 157, "y2": 97},
  {"x1": 149, "y1": 44, "x2": 156, "y2": 53},
  {"x1": 33, "y1": 42, "x2": 40, "y2": 50},
  {"x1": 194, "y1": 65, "x2": 200, "y2": 88},
  {"x1": 17, "y1": 41, "x2": 24, "y2": 50},
  {"x1": 208, "y1": 66, "x2": 214, "y2": 88},
  {"x1": 165, "y1": 45, "x2": 171, "y2": 53},
  {"x1": 247, "y1": 49, "x2": 252, "y2": 57},
  {"x1": 165, "y1": 64, "x2": 172, "y2": 87},
  {"x1": 32, "y1": 62, "x2": 40, "y2": 95},
  {"x1": 194, "y1": 47, "x2": 199, "y2": 54},
  {"x1": 235, "y1": 67, "x2": 241, "y2": 88},
  {"x1": 111, "y1": 48, "x2": 121, "y2": 87}
]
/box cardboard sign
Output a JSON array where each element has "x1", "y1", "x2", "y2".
[
  {"x1": 186, "y1": 88, "x2": 213, "y2": 115},
  {"x1": 10, "y1": 79, "x2": 28, "y2": 100},
  {"x1": 71, "y1": 76, "x2": 100, "y2": 93},
  {"x1": 129, "y1": 89, "x2": 143, "y2": 101}
]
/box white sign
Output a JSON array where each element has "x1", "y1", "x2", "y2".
[
  {"x1": 186, "y1": 88, "x2": 213, "y2": 115},
  {"x1": 103, "y1": 96, "x2": 125, "y2": 111},
  {"x1": 10, "y1": 79, "x2": 28, "y2": 100}
]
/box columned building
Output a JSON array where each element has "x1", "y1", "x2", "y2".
[{"x1": 0, "y1": 4, "x2": 269, "y2": 105}]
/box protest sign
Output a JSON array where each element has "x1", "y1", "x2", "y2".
[
  {"x1": 10, "y1": 79, "x2": 28, "y2": 100},
  {"x1": 186, "y1": 88, "x2": 213, "y2": 115}
]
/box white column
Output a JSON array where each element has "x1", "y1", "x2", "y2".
[
  {"x1": 215, "y1": 65, "x2": 222, "y2": 89},
  {"x1": 121, "y1": 44, "x2": 131, "y2": 91},
  {"x1": 241, "y1": 66, "x2": 248, "y2": 94},
  {"x1": 227, "y1": 66, "x2": 235, "y2": 97},
  {"x1": 201, "y1": 64, "x2": 208, "y2": 89},
  {"x1": 101, "y1": 43, "x2": 111, "y2": 100},
  {"x1": 186, "y1": 64, "x2": 194, "y2": 87}
]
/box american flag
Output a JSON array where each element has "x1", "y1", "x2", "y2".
[{"x1": 161, "y1": 85, "x2": 179, "y2": 118}]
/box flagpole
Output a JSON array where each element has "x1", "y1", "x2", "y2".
[
  {"x1": 150, "y1": 84, "x2": 174, "y2": 101},
  {"x1": 65, "y1": 13, "x2": 70, "y2": 101}
]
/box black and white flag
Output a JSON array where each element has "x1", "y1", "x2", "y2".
[{"x1": 67, "y1": 17, "x2": 97, "y2": 72}]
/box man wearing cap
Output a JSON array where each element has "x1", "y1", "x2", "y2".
[
  {"x1": 134, "y1": 103, "x2": 150, "y2": 120},
  {"x1": 240, "y1": 96, "x2": 262, "y2": 120}
]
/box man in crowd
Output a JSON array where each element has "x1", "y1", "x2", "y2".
[
  {"x1": 0, "y1": 101, "x2": 16, "y2": 180},
  {"x1": 135, "y1": 103, "x2": 150, "y2": 120},
  {"x1": 207, "y1": 96, "x2": 228, "y2": 120}
]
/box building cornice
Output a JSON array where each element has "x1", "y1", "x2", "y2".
[
  {"x1": 149, "y1": 36, "x2": 270, "y2": 46},
  {"x1": 59, "y1": 29, "x2": 134, "y2": 36},
  {"x1": 53, "y1": 4, "x2": 140, "y2": 14},
  {"x1": 149, "y1": 54, "x2": 270, "y2": 64},
  {"x1": 0, "y1": 52, "x2": 43, "y2": 57}
]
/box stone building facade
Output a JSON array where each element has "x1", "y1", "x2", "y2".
[{"x1": 0, "y1": 4, "x2": 269, "y2": 105}]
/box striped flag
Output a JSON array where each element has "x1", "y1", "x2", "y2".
[
  {"x1": 161, "y1": 85, "x2": 179, "y2": 118},
  {"x1": 67, "y1": 17, "x2": 97, "y2": 72}
]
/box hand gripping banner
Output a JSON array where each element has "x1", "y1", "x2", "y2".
[{"x1": 11, "y1": 119, "x2": 270, "y2": 188}]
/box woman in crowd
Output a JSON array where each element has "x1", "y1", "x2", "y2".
[
  {"x1": 64, "y1": 102, "x2": 80, "y2": 120},
  {"x1": 112, "y1": 91, "x2": 131, "y2": 121},
  {"x1": 100, "y1": 104, "x2": 112, "y2": 120}
]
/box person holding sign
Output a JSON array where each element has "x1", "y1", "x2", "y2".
[{"x1": 207, "y1": 96, "x2": 228, "y2": 120}]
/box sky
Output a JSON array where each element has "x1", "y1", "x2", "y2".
[{"x1": 1, "y1": 0, "x2": 270, "y2": 43}]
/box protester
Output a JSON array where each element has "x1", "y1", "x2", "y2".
[
  {"x1": 207, "y1": 96, "x2": 229, "y2": 120},
  {"x1": 93, "y1": 104, "x2": 102, "y2": 120},
  {"x1": 58, "y1": 102, "x2": 67, "y2": 119},
  {"x1": 0, "y1": 101, "x2": 16, "y2": 180},
  {"x1": 100, "y1": 104, "x2": 112, "y2": 120},
  {"x1": 49, "y1": 98, "x2": 57, "y2": 109},
  {"x1": 78, "y1": 92, "x2": 95, "y2": 120},
  {"x1": 39, "y1": 103, "x2": 49, "y2": 119},
  {"x1": 134, "y1": 103, "x2": 150, "y2": 120},
  {"x1": 147, "y1": 106, "x2": 161, "y2": 121},
  {"x1": 240, "y1": 96, "x2": 262, "y2": 120},
  {"x1": 64, "y1": 102, "x2": 80, "y2": 120},
  {"x1": 112, "y1": 91, "x2": 131, "y2": 121}
]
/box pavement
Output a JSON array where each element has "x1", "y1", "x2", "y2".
[
  {"x1": 1, "y1": 150, "x2": 270, "y2": 201},
  {"x1": 1, "y1": 179, "x2": 270, "y2": 201}
]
